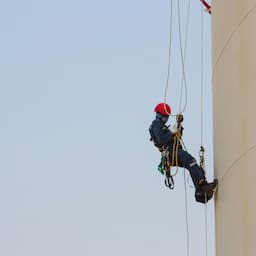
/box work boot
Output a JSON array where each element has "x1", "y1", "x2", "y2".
[
  {"x1": 206, "y1": 190, "x2": 214, "y2": 201},
  {"x1": 199, "y1": 179, "x2": 218, "y2": 193},
  {"x1": 195, "y1": 189, "x2": 214, "y2": 204}
]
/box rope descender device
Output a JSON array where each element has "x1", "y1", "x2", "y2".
[{"x1": 199, "y1": 145, "x2": 206, "y2": 172}]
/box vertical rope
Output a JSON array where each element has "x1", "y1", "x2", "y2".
[
  {"x1": 164, "y1": 0, "x2": 189, "y2": 115},
  {"x1": 200, "y1": 2, "x2": 204, "y2": 147},
  {"x1": 205, "y1": 194, "x2": 208, "y2": 256},
  {"x1": 184, "y1": 170, "x2": 190, "y2": 256},
  {"x1": 164, "y1": 0, "x2": 173, "y2": 105},
  {"x1": 201, "y1": 4, "x2": 208, "y2": 256},
  {"x1": 177, "y1": 0, "x2": 188, "y2": 114},
  {"x1": 178, "y1": 0, "x2": 190, "y2": 113}
]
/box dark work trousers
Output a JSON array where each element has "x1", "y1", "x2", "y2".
[{"x1": 169, "y1": 147, "x2": 205, "y2": 188}]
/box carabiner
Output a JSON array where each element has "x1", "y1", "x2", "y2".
[{"x1": 165, "y1": 174, "x2": 175, "y2": 190}]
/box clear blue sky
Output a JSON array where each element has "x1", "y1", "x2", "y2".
[{"x1": 0, "y1": 1, "x2": 215, "y2": 255}]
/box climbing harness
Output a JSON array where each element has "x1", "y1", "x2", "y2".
[
  {"x1": 201, "y1": 0, "x2": 211, "y2": 14},
  {"x1": 157, "y1": 147, "x2": 174, "y2": 189},
  {"x1": 157, "y1": 145, "x2": 174, "y2": 189},
  {"x1": 156, "y1": 120, "x2": 183, "y2": 190},
  {"x1": 157, "y1": 141, "x2": 177, "y2": 190}
]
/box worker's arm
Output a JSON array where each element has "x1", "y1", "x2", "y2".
[{"x1": 152, "y1": 123, "x2": 174, "y2": 146}]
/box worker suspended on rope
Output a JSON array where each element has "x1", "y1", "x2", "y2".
[{"x1": 149, "y1": 102, "x2": 217, "y2": 203}]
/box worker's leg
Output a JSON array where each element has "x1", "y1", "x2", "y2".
[
  {"x1": 175, "y1": 149, "x2": 205, "y2": 188},
  {"x1": 174, "y1": 148, "x2": 218, "y2": 194}
]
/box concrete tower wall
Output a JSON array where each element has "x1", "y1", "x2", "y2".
[{"x1": 212, "y1": 0, "x2": 256, "y2": 255}]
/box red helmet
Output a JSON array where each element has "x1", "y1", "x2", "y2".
[{"x1": 154, "y1": 103, "x2": 171, "y2": 116}]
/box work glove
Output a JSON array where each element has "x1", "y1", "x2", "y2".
[
  {"x1": 176, "y1": 114, "x2": 184, "y2": 123},
  {"x1": 169, "y1": 125, "x2": 179, "y2": 135}
]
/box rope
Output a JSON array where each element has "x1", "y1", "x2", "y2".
[
  {"x1": 170, "y1": 134, "x2": 181, "y2": 176},
  {"x1": 162, "y1": 2, "x2": 209, "y2": 256},
  {"x1": 204, "y1": 193, "x2": 208, "y2": 256},
  {"x1": 200, "y1": 3, "x2": 204, "y2": 147},
  {"x1": 219, "y1": 143, "x2": 256, "y2": 187},
  {"x1": 164, "y1": 0, "x2": 189, "y2": 115},
  {"x1": 177, "y1": 0, "x2": 188, "y2": 114},
  {"x1": 167, "y1": 131, "x2": 189, "y2": 255},
  {"x1": 200, "y1": 4, "x2": 208, "y2": 256},
  {"x1": 178, "y1": 0, "x2": 190, "y2": 113},
  {"x1": 212, "y1": 3, "x2": 256, "y2": 80},
  {"x1": 183, "y1": 169, "x2": 190, "y2": 256},
  {"x1": 170, "y1": 133, "x2": 190, "y2": 256},
  {"x1": 172, "y1": 130, "x2": 212, "y2": 256},
  {"x1": 164, "y1": 0, "x2": 173, "y2": 106}
]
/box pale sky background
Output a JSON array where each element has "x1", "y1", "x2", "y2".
[{"x1": 0, "y1": 1, "x2": 215, "y2": 256}]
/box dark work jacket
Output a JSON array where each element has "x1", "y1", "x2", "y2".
[{"x1": 149, "y1": 119, "x2": 174, "y2": 148}]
